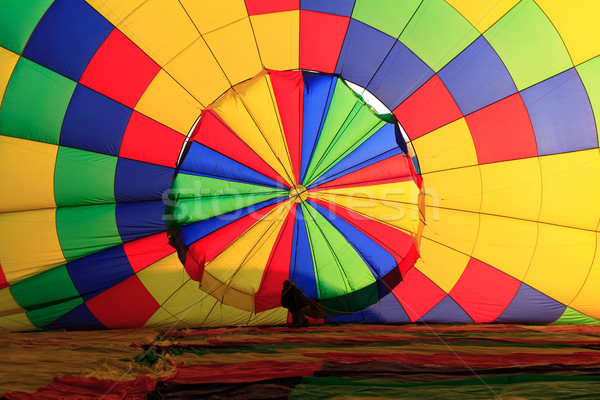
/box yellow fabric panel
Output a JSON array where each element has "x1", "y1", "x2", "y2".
[
  {"x1": 144, "y1": 280, "x2": 205, "y2": 328},
  {"x1": 0, "y1": 136, "x2": 57, "y2": 213},
  {"x1": 135, "y1": 70, "x2": 202, "y2": 135},
  {"x1": 536, "y1": 0, "x2": 600, "y2": 65},
  {"x1": 0, "y1": 47, "x2": 19, "y2": 102},
  {"x1": 0, "y1": 209, "x2": 65, "y2": 283},
  {"x1": 311, "y1": 180, "x2": 422, "y2": 234},
  {"x1": 118, "y1": 0, "x2": 199, "y2": 65},
  {"x1": 0, "y1": 312, "x2": 37, "y2": 332},
  {"x1": 421, "y1": 205, "x2": 480, "y2": 256},
  {"x1": 422, "y1": 165, "x2": 482, "y2": 212},
  {"x1": 164, "y1": 38, "x2": 230, "y2": 107},
  {"x1": 415, "y1": 237, "x2": 470, "y2": 293},
  {"x1": 568, "y1": 232, "x2": 600, "y2": 319},
  {"x1": 480, "y1": 157, "x2": 542, "y2": 220},
  {"x1": 180, "y1": 0, "x2": 248, "y2": 34},
  {"x1": 0, "y1": 287, "x2": 24, "y2": 317},
  {"x1": 85, "y1": 0, "x2": 144, "y2": 27},
  {"x1": 211, "y1": 74, "x2": 295, "y2": 186},
  {"x1": 411, "y1": 118, "x2": 478, "y2": 174},
  {"x1": 472, "y1": 214, "x2": 538, "y2": 279},
  {"x1": 250, "y1": 11, "x2": 299, "y2": 71},
  {"x1": 538, "y1": 149, "x2": 600, "y2": 231},
  {"x1": 203, "y1": 201, "x2": 291, "y2": 311},
  {"x1": 203, "y1": 17, "x2": 263, "y2": 86},
  {"x1": 523, "y1": 223, "x2": 596, "y2": 305},
  {"x1": 137, "y1": 253, "x2": 187, "y2": 305},
  {"x1": 445, "y1": 0, "x2": 519, "y2": 33}
]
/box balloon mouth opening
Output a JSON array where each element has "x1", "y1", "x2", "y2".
[
  {"x1": 289, "y1": 185, "x2": 308, "y2": 203},
  {"x1": 167, "y1": 69, "x2": 426, "y2": 314}
]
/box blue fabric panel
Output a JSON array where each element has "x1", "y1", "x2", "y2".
[
  {"x1": 521, "y1": 68, "x2": 598, "y2": 156},
  {"x1": 67, "y1": 245, "x2": 133, "y2": 301},
  {"x1": 439, "y1": 36, "x2": 517, "y2": 116},
  {"x1": 494, "y1": 283, "x2": 566, "y2": 323},
  {"x1": 22, "y1": 0, "x2": 113, "y2": 81},
  {"x1": 180, "y1": 142, "x2": 285, "y2": 188},
  {"x1": 290, "y1": 206, "x2": 318, "y2": 299},
  {"x1": 335, "y1": 19, "x2": 396, "y2": 88},
  {"x1": 300, "y1": 0, "x2": 355, "y2": 16},
  {"x1": 301, "y1": 72, "x2": 337, "y2": 183},
  {"x1": 419, "y1": 295, "x2": 473, "y2": 323},
  {"x1": 61, "y1": 85, "x2": 132, "y2": 156},
  {"x1": 115, "y1": 158, "x2": 174, "y2": 202},
  {"x1": 45, "y1": 303, "x2": 104, "y2": 330},
  {"x1": 325, "y1": 291, "x2": 409, "y2": 323},
  {"x1": 308, "y1": 123, "x2": 400, "y2": 187},
  {"x1": 366, "y1": 40, "x2": 434, "y2": 110},
  {"x1": 116, "y1": 201, "x2": 167, "y2": 243},
  {"x1": 179, "y1": 197, "x2": 283, "y2": 246},
  {"x1": 361, "y1": 291, "x2": 409, "y2": 323},
  {"x1": 308, "y1": 200, "x2": 397, "y2": 278}
]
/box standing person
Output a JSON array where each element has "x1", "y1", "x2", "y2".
[{"x1": 281, "y1": 280, "x2": 311, "y2": 327}]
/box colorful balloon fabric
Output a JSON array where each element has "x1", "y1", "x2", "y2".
[
  {"x1": 1, "y1": 0, "x2": 600, "y2": 330},
  {"x1": 165, "y1": 70, "x2": 423, "y2": 315}
]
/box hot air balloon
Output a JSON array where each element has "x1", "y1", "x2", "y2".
[{"x1": 1, "y1": 0, "x2": 600, "y2": 331}]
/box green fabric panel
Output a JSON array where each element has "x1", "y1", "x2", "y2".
[
  {"x1": 320, "y1": 281, "x2": 379, "y2": 315},
  {"x1": 303, "y1": 79, "x2": 363, "y2": 184},
  {"x1": 0, "y1": 57, "x2": 76, "y2": 144},
  {"x1": 306, "y1": 113, "x2": 385, "y2": 186},
  {"x1": 171, "y1": 174, "x2": 282, "y2": 199},
  {"x1": 167, "y1": 173, "x2": 286, "y2": 225},
  {"x1": 56, "y1": 204, "x2": 122, "y2": 262},
  {"x1": 26, "y1": 297, "x2": 83, "y2": 329},
  {"x1": 399, "y1": 0, "x2": 479, "y2": 72},
  {"x1": 576, "y1": 56, "x2": 600, "y2": 144},
  {"x1": 172, "y1": 192, "x2": 285, "y2": 224},
  {"x1": 0, "y1": 0, "x2": 54, "y2": 54},
  {"x1": 54, "y1": 146, "x2": 117, "y2": 207},
  {"x1": 484, "y1": 0, "x2": 573, "y2": 90},
  {"x1": 553, "y1": 307, "x2": 600, "y2": 325},
  {"x1": 352, "y1": 0, "x2": 421, "y2": 38},
  {"x1": 301, "y1": 203, "x2": 376, "y2": 299},
  {"x1": 9, "y1": 265, "x2": 80, "y2": 311}
]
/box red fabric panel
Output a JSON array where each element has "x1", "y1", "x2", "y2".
[
  {"x1": 0, "y1": 262, "x2": 7, "y2": 290},
  {"x1": 303, "y1": 351, "x2": 600, "y2": 368},
  {"x1": 194, "y1": 110, "x2": 287, "y2": 186},
  {"x1": 86, "y1": 275, "x2": 159, "y2": 329},
  {"x1": 245, "y1": 0, "x2": 299, "y2": 15},
  {"x1": 185, "y1": 202, "x2": 280, "y2": 281},
  {"x1": 4, "y1": 375, "x2": 160, "y2": 400},
  {"x1": 79, "y1": 29, "x2": 160, "y2": 109},
  {"x1": 123, "y1": 232, "x2": 176, "y2": 273},
  {"x1": 309, "y1": 197, "x2": 418, "y2": 267},
  {"x1": 393, "y1": 75, "x2": 462, "y2": 140},
  {"x1": 119, "y1": 111, "x2": 185, "y2": 167},
  {"x1": 449, "y1": 258, "x2": 522, "y2": 323},
  {"x1": 465, "y1": 93, "x2": 538, "y2": 164},
  {"x1": 255, "y1": 204, "x2": 297, "y2": 312},
  {"x1": 312, "y1": 154, "x2": 414, "y2": 190},
  {"x1": 300, "y1": 11, "x2": 350, "y2": 73},
  {"x1": 174, "y1": 360, "x2": 322, "y2": 383},
  {"x1": 268, "y1": 70, "x2": 303, "y2": 183},
  {"x1": 391, "y1": 268, "x2": 446, "y2": 321}
]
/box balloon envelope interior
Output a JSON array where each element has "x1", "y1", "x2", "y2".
[{"x1": 0, "y1": 0, "x2": 600, "y2": 330}]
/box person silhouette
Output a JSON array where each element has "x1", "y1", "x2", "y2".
[{"x1": 281, "y1": 280, "x2": 311, "y2": 327}]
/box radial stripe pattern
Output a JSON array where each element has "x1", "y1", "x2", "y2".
[{"x1": 1, "y1": 0, "x2": 600, "y2": 330}]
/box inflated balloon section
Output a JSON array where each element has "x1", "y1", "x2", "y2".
[{"x1": 1, "y1": 0, "x2": 600, "y2": 330}]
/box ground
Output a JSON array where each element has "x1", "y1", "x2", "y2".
[{"x1": 2, "y1": 324, "x2": 600, "y2": 399}]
